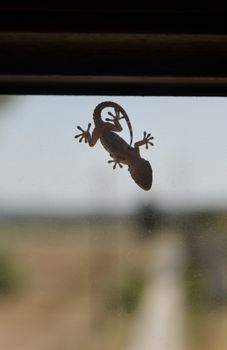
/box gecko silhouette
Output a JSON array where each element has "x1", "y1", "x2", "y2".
[{"x1": 75, "y1": 101, "x2": 154, "y2": 190}]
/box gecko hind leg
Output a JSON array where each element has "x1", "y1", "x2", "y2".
[
  {"x1": 74, "y1": 123, "x2": 92, "y2": 143},
  {"x1": 105, "y1": 107, "x2": 124, "y2": 123}
]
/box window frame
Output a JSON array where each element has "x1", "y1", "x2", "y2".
[{"x1": 0, "y1": 6, "x2": 227, "y2": 96}]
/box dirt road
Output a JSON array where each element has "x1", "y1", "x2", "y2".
[{"x1": 128, "y1": 232, "x2": 186, "y2": 350}]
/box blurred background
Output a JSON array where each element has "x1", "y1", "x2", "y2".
[{"x1": 0, "y1": 96, "x2": 227, "y2": 349}]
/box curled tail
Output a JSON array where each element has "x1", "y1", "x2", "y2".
[{"x1": 93, "y1": 101, "x2": 133, "y2": 146}]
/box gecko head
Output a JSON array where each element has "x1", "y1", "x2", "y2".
[{"x1": 128, "y1": 158, "x2": 153, "y2": 191}]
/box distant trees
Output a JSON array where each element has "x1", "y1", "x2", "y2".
[
  {"x1": 133, "y1": 203, "x2": 164, "y2": 238},
  {"x1": 182, "y1": 211, "x2": 227, "y2": 306}
]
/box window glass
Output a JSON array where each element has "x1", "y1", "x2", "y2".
[{"x1": 0, "y1": 96, "x2": 227, "y2": 349}]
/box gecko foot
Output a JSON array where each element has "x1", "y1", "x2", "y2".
[
  {"x1": 108, "y1": 159, "x2": 123, "y2": 170},
  {"x1": 74, "y1": 123, "x2": 91, "y2": 143},
  {"x1": 143, "y1": 131, "x2": 154, "y2": 149},
  {"x1": 105, "y1": 107, "x2": 124, "y2": 123},
  {"x1": 134, "y1": 131, "x2": 154, "y2": 150}
]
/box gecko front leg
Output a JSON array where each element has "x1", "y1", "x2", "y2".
[
  {"x1": 134, "y1": 131, "x2": 154, "y2": 149},
  {"x1": 108, "y1": 158, "x2": 123, "y2": 170}
]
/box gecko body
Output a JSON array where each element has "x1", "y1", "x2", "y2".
[{"x1": 75, "y1": 101, "x2": 154, "y2": 191}]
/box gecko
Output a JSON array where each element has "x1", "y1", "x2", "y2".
[{"x1": 75, "y1": 101, "x2": 154, "y2": 191}]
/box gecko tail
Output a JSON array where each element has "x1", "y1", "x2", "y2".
[
  {"x1": 93, "y1": 101, "x2": 133, "y2": 146},
  {"x1": 123, "y1": 112, "x2": 133, "y2": 146}
]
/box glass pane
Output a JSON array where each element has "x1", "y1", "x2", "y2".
[{"x1": 0, "y1": 96, "x2": 227, "y2": 350}]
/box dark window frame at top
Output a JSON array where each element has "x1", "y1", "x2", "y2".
[{"x1": 1, "y1": 5, "x2": 227, "y2": 97}]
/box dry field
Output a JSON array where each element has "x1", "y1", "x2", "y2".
[
  {"x1": 0, "y1": 220, "x2": 152, "y2": 350},
  {"x1": 187, "y1": 306, "x2": 227, "y2": 350}
]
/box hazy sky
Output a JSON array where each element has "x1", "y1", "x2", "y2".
[{"x1": 0, "y1": 95, "x2": 227, "y2": 215}]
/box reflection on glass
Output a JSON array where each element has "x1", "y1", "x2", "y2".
[{"x1": 0, "y1": 96, "x2": 227, "y2": 349}]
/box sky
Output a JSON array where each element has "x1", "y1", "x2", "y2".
[{"x1": 0, "y1": 95, "x2": 227, "y2": 215}]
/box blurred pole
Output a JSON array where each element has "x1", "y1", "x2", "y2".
[{"x1": 128, "y1": 232, "x2": 186, "y2": 350}]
